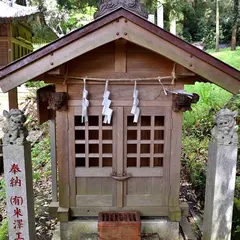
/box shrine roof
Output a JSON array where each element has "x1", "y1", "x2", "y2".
[
  {"x1": 0, "y1": 2, "x2": 39, "y2": 22},
  {"x1": 0, "y1": 7, "x2": 239, "y2": 93}
]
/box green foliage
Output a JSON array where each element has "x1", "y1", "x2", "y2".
[
  {"x1": 184, "y1": 82, "x2": 232, "y2": 137},
  {"x1": 182, "y1": 137, "x2": 208, "y2": 206},
  {"x1": 0, "y1": 219, "x2": 8, "y2": 240},
  {"x1": 31, "y1": 135, "x2": 51, "y2": 182},
  {"x1": 232, "y1": 196, "x2": 240, "y2": 239},
  {"x1": 209, "y1": 47, "x2": 240, "y2": 70},
  {"x1": 0, "y1": 178, "x2": 6, "y2": 203},
  {"x1": 25, "y1": 81, "x2": 46, "y2": 88}
]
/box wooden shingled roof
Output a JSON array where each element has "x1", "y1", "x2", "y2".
[
  {"x1": 0, "y1": 1, "x2": 39, "y2": 22},
  {"x1": 0, "y1": 8, "x2": 239, "y2": 93}
]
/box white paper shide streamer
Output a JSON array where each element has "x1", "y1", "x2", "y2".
[
  {"x1": 102, "y1": 80, "x2": 113, "y2": 124},
  {"x1": 81, "y1": 79, "x2": 89, "y2": 123},
  {"x1": 131, "y1": 81, "x2": 140, "y2": 123}
]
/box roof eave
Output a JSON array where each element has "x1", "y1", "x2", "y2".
[{"x1": 0, "y1": 8, "x2": 239, "y2": 93}]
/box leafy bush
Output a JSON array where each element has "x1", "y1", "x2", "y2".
[
  {"x1": 182, "y1": 83, "x2": 237, "y2": 208},
  {"x1": 183, "y1": 82, "x2": 240, "y2": 237},
  {"x1": 0, "y1": 219, "x2": 8, "y2": 240},
  {"x1": 25, "y1": 81, "x2": 46, "y2": 88},
  {"x1": 182, "y1": 137, "x2": 208, "y2": 206},
  {"x1": 0, "y1": 178, "x2": 5, "y2": 202}
]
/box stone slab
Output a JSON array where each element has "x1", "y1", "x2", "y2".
[{"x1": 54, "y1": 218, "x2": 179, "y2": 240}]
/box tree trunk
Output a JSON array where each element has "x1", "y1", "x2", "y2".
[
  {"x1": 216, "y1": 0, "x2": 220, "y2": 52},
  {"x1": 231, "y1": 0, "x2": 239, "y2": 51}
]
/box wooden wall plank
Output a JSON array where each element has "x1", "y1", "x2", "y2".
[
  {"x1": 67, "y1": 84, "x2": 173, "y2": 101},
  {"x1": 69, "y1": 100, "x2": 172, "y2": 107},
  {"x1": 126, "y1": 195, "x2": 165, "y2": 206},
  {"x1": 71, "y1": 206, "x2": 169, "y2": 217},
  {"x1": 115, "y1": 39, "x2": 127, "y2": 72},
  {"x1": 76, "y1": 195, "x2": 112, "y2": 206},
  {"x1": 0, "y1": 41, "x2": 8, "y2": 66}
]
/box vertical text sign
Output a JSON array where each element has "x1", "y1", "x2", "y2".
[{"x1": 3, "y1": 144, "x2": 35, "y2": 240}]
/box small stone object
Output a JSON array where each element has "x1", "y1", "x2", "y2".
[
  {"x1": 2, "y1": 109, "x2": 28, "y2": 145},
  {"x1": 211, "y1": 108, "x2": 238, "y2": 145}
]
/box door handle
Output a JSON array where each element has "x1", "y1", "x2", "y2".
[{"x1": 111, "y1": 172, "x2": 131, "y2": 181}]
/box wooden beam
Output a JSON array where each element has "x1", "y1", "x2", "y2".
[
  {"x1": 8, "y1": 88, "x2": 18, "y2": 109},
  {"x1": 115, "y1": 39, "x2": 127, "y2": 72},
  {"x1": 119, "y1": 18, "x2": 239, "y2": 93},
  {"x1": 0, "y1": 21, "x2": 120, "y2": 93},
  {"x1": 46, "y1": 65, "x2": 66, "y2": 75}
]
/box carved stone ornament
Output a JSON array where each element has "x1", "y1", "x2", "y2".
[
  {"x1": 94, "y1": 0, "x2": 148, "y2": 19},
  {"x1": 2, "y1": 109, "x2": 28, "y2": 146},
  {"x1": 47, "y1": 92, "x2": 68, "y2": 111},
  {"x1": 211, "y1": 108, "x2": 238, "y2": 145},
  {"x1": 39, "y1": 88, "x2": 68, "y2": 112},
  {"x1": 172, "y1": 93, "x2": 200, "y2": 112}
]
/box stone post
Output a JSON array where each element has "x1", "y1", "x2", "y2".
[
  {"x1": 203, "y1": 109, "x2": 238, "y2": 240},
  {"x1": 2, "y1": 109, "x2": 36, "y2": 240}
]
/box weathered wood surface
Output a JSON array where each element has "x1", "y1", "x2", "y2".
[
  {"x1": 55, "y1": 84, "x2": 69, "y2": 211},
  {"x1": 0, "y1": 12, "x2": 239, "y2": 93}
]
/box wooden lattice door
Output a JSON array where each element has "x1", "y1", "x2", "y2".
[
  {"x1": 69, "y1": 106, "x2": 117, "y2": 208},
  {"x1": 123, "y1": 107, "x2": 171, "y2": 211},
  {"x1": 69, "y1": 105, "x2": 171, "y2": 214}
]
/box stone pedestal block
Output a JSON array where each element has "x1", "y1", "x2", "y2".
[{"x1": 57, "y1": 218, "x2": 179, "y2": 240}]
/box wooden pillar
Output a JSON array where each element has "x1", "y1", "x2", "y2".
[
  {"x1": 56, "y1": 84, "x2": 70, "y2": 222},
  {"x1": 50, "y1": 119, "x2": 58, "y2": 202},
  {"x1": 8, "y1": 88, "x2": 18, "y2": 109}
]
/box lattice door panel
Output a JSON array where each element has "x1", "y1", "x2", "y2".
[
  {"x1": 75, "y1": 115, "x2": 113, "y2": 168},
  {"x1": 71, "y1": 107, "x2": 117, "y2": 207},
  {"x1": 124, "y1": 107, "x2": 171, "y2": 207}
]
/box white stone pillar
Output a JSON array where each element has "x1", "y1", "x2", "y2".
[
  {"x1": 157, "y1": 1, "x2": 164, "y2": 28},
  {"x1": 203, "y1": 109, "x2": 238, "y2": 240},
  {"x1": 2, "y1": 109, "x2": 35, "y2": 240},
  {"x1": 148, "y1": 14, "x2": 155, "y2": 24},
  {"x1": 170, "y1": 18, "x2": 176, "y2": 35}
]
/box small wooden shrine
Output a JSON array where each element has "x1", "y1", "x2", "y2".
[
  {"x1": 0, "y1": 0, "x2": 239, "y2": 238},
  {"x1": 0, "y1": 1, "x2": 56, "y2": 109},
  {"x1": 0, "y1": 1, "x2": 39, "y2": 109}
]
